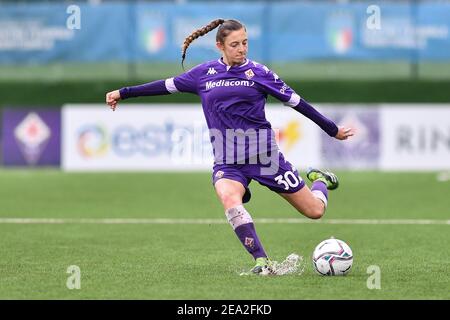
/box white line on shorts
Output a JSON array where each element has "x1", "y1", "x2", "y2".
[{"x1": 0, "y1": 218, "x2": 448, "y2": 225}]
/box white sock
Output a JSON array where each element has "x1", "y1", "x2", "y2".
[
  {"x1": 311, "y1": 190, "x2": 328, "y2": 208},
  {"x1": 225, "y1": 205, "x2": 253, "y2": 230}
]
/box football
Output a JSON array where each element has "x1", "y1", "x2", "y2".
[{"x1": 312, "y1": 238, "x2": 353, "y2": 276}]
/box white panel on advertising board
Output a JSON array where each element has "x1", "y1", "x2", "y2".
[
  {"x1": 380, "y1": 105, "x2": 450, "y2": 170},
  {"x1": 62, "y1": 104, "x2": 321, "y2": 172},
  {"x1": 62, "y1": 104, "x2": 213, "y2": 171}
]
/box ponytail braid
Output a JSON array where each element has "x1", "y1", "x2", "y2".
[{"x1": 181, "y1": 18, "x2": 225, "y2": 70}]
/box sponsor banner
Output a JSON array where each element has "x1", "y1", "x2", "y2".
[
  {"x1": 62, "y1": 105, "x2": 213, "y2": 171},
  {"x1": 380, "y1": 105, "x2": 450, "y2": 170},
  {"x1": 268, "y1": 2, "x2": 450, "y2": 61},
  {"x1": 60, "y1": 104, "x2": 450, "y2": 172},
  {"x1": 1, "y1": 2, "x2": 450, "y2": 63},
  {"x1": 2, "y1": 109, "x2": 61, "y2": 166},
  {"x1": 320, "y1": 105, "x2": 380, "y2": 169},
  {"x1": 0, "y1": 3, "x2": 129, "y2": 63},
  {"x1": 61, "y1": 104, "x2": 320, "y2": 171},
  {"x1": 134, "y1": 3, "x2": 265, "y2": 63}
]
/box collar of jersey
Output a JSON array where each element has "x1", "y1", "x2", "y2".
[{"x1": 217, "y1": 58, "x2": 249, "y2": 71}]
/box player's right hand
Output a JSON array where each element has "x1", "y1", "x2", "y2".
[{"x1": 106, "y1": 90, "x2": 121, "y2": 111}]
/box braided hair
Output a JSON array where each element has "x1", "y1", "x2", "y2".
[{"x1": 181, "y1": 19, "x2": 245, "y2": 70}]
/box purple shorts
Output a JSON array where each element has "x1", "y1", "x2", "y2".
[{"x1": 212, "y1": 152, "x2": 305, "y2": 203}]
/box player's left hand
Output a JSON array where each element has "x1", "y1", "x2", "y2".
[{"x1": 335, "y1": 126, "x2": 354, "y2": 140}]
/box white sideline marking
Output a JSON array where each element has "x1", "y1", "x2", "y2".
[{"x1": 0, "y1": 218, "x2": 448, "y2": 225}]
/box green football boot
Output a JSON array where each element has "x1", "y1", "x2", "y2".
[
  {"x1": 251, "y1": 257, "x2": 275, "y2": 275},
  {"x1": 306, "y1": 168, "x2": 339, "y2": 190},
  {"x1": 240, "y1": 257, "x2": 275, "y2": 276}
]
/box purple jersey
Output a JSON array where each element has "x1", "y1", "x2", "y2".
[{"x1": 165, "y1": 58, "x2": 300, "y2": 164}]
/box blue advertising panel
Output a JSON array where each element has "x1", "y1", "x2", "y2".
[
  {"x1": 132, "y1": 2, "x2": 266, "y2": 63},
  {"x1": 0, "y1": 3, "x2": 130, "y2": 63},
  {"x1": 0, "y1": 1, "x2": 449, "y2": 63}
]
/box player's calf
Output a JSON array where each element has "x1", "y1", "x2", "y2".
[{"x1": 280, "y1": 187, "x2": 325, "y2": 220}]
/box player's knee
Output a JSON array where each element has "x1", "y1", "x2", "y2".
[
  {"x1": 304, "y1": 204, "x2": 325, "y2": 220},
  {"x1": 309, "y1": 208, "x2": 324, "y2": 220},
  {"x1": 218, "y1": 191, "x2": 242, "y2": 209}
]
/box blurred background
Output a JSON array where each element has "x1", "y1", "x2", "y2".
[{"x1": 0, "y1": 0, "x2": 449, "y2": 171}]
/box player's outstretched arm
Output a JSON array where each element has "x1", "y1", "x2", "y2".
[
  {"x1": 106, "y1": 79, "x2": 173, "y2": 111},
  {"x1": 291, "y1": 97, "x2": 354, "y2": 141},
  {"x1": 256, "y1": 66, "x2": 353, "y2": 141}
]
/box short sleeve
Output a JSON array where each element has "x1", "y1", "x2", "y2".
[
  {"x1": 256, "y1": 65, "x2": 300, "y2": 107},
  {"x1": 172, "y1": 65, "x2": 202, "y2": 94}
]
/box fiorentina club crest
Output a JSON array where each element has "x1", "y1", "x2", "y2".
[
  {"x1": 14, "y1": 112, "x2": 51, "y2": 165},
  {"x1": 244, "y1": 69, "x2": 254, "y2": 79},
  {"x1": 215, "y1": 170, "x2": 224, "y2": 179},
  {"x1": 244, "y1": 237, "x2": 255, "y2": 248}
]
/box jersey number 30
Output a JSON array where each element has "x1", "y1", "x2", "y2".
[{"x1": 274, "y1": 171, "x2": 301, "y2": 190}]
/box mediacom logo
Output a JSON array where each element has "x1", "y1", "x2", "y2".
[{"x1": 77, "y1": 125, "x2": 109, "y2": 158}]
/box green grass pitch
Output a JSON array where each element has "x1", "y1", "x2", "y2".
[{"x1": 0, "y1": 169, "x2": 448, "y2": 299}]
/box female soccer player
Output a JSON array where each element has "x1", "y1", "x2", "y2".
[{"x1": 106, "y1": 19, "x2": 353, "y2": 275}]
